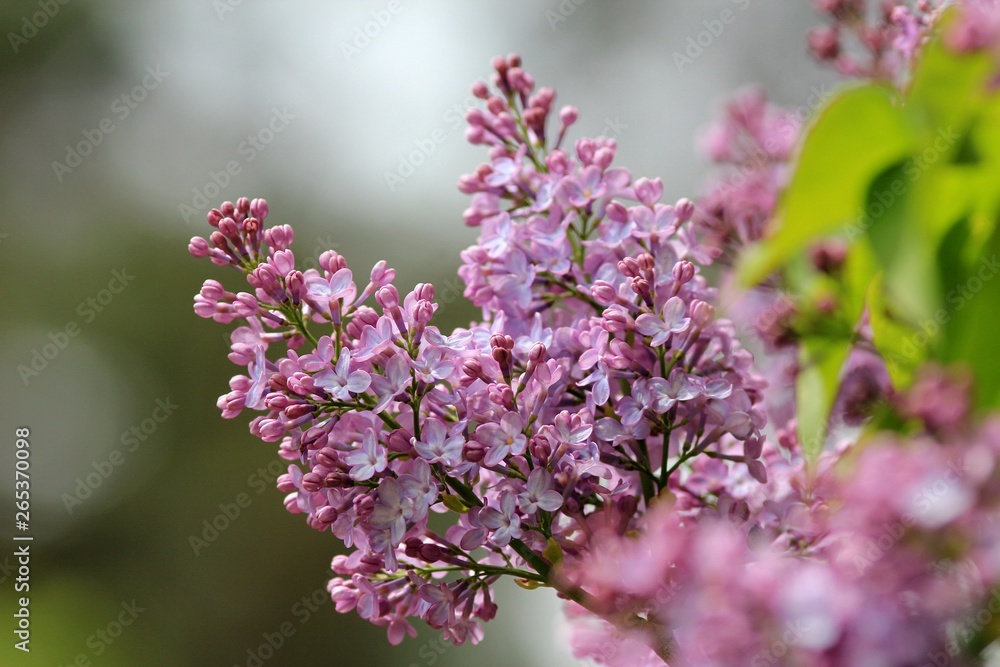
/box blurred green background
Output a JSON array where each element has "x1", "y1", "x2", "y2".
[{"x1": 0, "y1": 2, "x2": 833, "y2": 665}]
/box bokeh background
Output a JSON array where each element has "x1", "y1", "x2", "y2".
[{"x1": 0, "y1": 2, "x2": 837, "y2": 665}]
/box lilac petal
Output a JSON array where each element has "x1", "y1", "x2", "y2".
[
  {"x1": 635, "y1": 313, "x2": 665, "y2": 338},
  {"x1": 747, "y1": 459, "x2": 768, "y2": 484},
  {"x1": 537, "y1": 490, "x2": 564, "y2": 512}
]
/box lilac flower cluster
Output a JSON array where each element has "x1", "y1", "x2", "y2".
[
  {"x1": 565, "y1": 381, "x2": 1000, "y2": 666},
  {"x1": 188, "y1": 54, "x2": 767, "y2": 655},
  {"x1": 808, "y1": 0, "x2": 944, "y2": 81},
  {"x1": 694, "y1": 89, "x2": 800, "y2": 263}
]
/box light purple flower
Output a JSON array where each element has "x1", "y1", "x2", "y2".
[
  {"x1": 518, "y1": 469, "x2": 563, "y2": 514},
  {"x1": 476, "y1": 412, "x2": 527, "y2": 467},
  {"x1": 479, "y1": 492, "x2": 522, "y2": 546},
  {"x1": 413, "y1": 418, "x2": 465, "y2": 467},
  {"x1": 635, "y1": 296, "x2": 690, "y2": 346},
  {"x1": 314, "y1": 348, "x2": 371, "y2": 401},
  {"x1": 344, "y1": 429, "x2": 387, "y2": 481}
]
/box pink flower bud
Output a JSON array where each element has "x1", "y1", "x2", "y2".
[{"x1": 376, "y1": 285, "x2": 400, "y2": 310}]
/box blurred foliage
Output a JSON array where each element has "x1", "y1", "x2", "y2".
[{"x1": 740, "y1": 10, "x2": 1000, "y2": 458}]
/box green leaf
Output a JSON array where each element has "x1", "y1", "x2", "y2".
[
  {"x1": 440, "y1": 493, "x2": 469, "y2": 514},
  {"x1": 796, "y1": 336, "x2": 851, "y2": 463},
  {"x1": 739, "y1": 85, "x2": 918, "y2": 284}
]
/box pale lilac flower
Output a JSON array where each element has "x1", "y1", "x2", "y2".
[
  {"x1": 344, "y1": 429, "x2": 387, "y2": 481},
  {"x1": 635, "y1": 296, "x2": 690, "y2": 346},
  {"x1": 518, "y1": 468, "x2": 563, "y2": 514},
  {"x1": 413, "y1": 418, "x2": 465, "y2": 466},
  {"x1": 479, "y1": 492, "x2": 522, "y2": 546},
  {"x1": 314, "y1": 348, "x2": 371, "y2": 401}
]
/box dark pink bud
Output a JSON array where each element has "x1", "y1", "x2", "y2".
[
  {"x1": 188, "y1": 236, "x2": 214, "y2": 258},
  {"x1": 234, "y1": 292, "x2": 258, "y2": 317},
  {"x1": 691, "y1": 300, "x2": 715, "y2": 327},
  {"x1": 672, "y1": 260, "x2": 696, "y2": 284},
  {"x1": 250, "y1": 198, "x2": 269, "y2": 221},
  {"x1": 675, "y1": 198, "x2": 695, "y2": 221},
  {"x1": 207, "y1": 209, "x2": 224, "y2": 227},
  {"x1": 591, "y1": 281, "x2": 618, "y2": 306},
  {"x1": 376, "y1": 285, "x2": 400, "y2": 310},
  {"x1": 546, "y1": 150, "x2": 570, "y2": 174},
  {"x1": 464, "y1": 441, "x2": 486, "y2": 463},
  {"x1": 618, "y1": 257, "x2": 640, "y2": 278},
  {"x1": 559, "y1": 105, "x2": 578, "y2": 126},
  {"x1": 285, "y1": 403, "x2": 314, "y2": 420},
  {"x1": 301, "y1": 473, "x2": 324, "y2": 493},
  {"x1": 220, "y1": 201, "x2": 236, "y2": 218},
  {"x1": 413, "y1": 283, "x2": 434, "y2": 301},
  {"x1": 633, "y1": 177, "x2": 663, "y2": 206},
  {"x1": 472, "y1": 81, "x2": 489, "y2": 99},
  {"x1": 602, "y1": 308, "x2": 630, "y2": 334},
  {"x1": 315, "y1": 447, "x2": 339, "y2": 468},
  {"x1": 418, "y1": 543, "x2": 444, "y2": 562},
  {"x1": 319, "y1": 250, "x2": 346, "y2": 274},
  {"x1": 316, "y1": 506, "x2": 338, "y2": 524},
  {"x1": 387, "y1": 429, "x2": 413, "y2": 453},
  {"x1": 236, "y1": 197, "x2": 251, "y2": 216}
]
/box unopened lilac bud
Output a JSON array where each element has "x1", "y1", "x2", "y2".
[
  {"x1": 608, "y1": 339, "x2": 633, "y2": 370},
  {"x1": 276, "y1": 473, "x2": 296, "y2": 493},
  {"x1": 315, "y1": 447, "x2": 339, "y2": 468},
  {"x1": 490, "y1": 333, "x2": 514, "y2": 350},
  {"x1": 602, "y1": 307, "x2": 630, "y2": 334},
  {"x1": 636, "y1": 253, "x2": 655, "y2": 273},
  {"x1": 413, "y1": 282, "x2": 434, "y2": 301},
  {"x1": 285, "y1": 403, "x2": 314, "y2": 420},
  {"x1": 189, "y1": 237, "x2": 210, "y2": 257},
  {"x1": 528, "y1": 343, "x2": 546, "y2": 363},
  {"x1": 414, "y1": 300, "x2": 434, "y2": 326},
  {"x1": 559, "y1": 105, "x2": 578, "y2": 127},
  {"x1": 471, "y1": 81, "x2": 489, "y2": 99},
  {"x1": 523, "y1": 106, "x2": 546, "y2": 132},
  {"x1": 376, "y1": 285, "x2": 400, "y2": 310},
  {"x1": 591, "y1": 281, "x2": 618, "y2": 306},
  {"x1": 271, "y1": 249, "x2": 296, "y2": 275},
  {"x1": 593, "y1": 147, "x2": 614, "y2": 169},
  {"x1": 672, "y1": 260, "x2": 696, "y2": 284},
  {"x1": 367, "y1": 260, "x2": 394, "y2": 287},
  {"x1": 249, "y1": 198, "x2": 269, "y2": 221},
  {"x1": 808, "y1": 26, "x2": 841, "y2": 60},
  {"x1": 633, "y1": 177, "x2": 664, "y2": 206},
  {"x1": 546, "y1": 150, "x2": 570, "y2": 174},
  {"x1": 285, "y1": 270, "x2": 305, "y2": 304},
  {"x1": 265, "y1": 393, "x2": 290, "y2": 411},
  {"x1": 675, "y1": 197, "x2": 695, "y2": 222},
  {"x1": 463, "y1": 441, "x2": 486, "y2": 463},
  {"x1": 210, "y1": 231, "x2": 230, "y2": 250},
  {"x1": 631, "y1": 277, "x2": 651, "y2": 301},
  {"x1": 233, "y1": 292, "x2": 258, "y2": 317},
  {"x1": 319, "y1": 250, "x2": 346, "y2": 273},
  {"x1": 617, "y1": 258, "x2": 639, "y2": 279},
  {"x1": 487, "y1": 96, "x2": 506, "y2": 115},
  {"x1": 207, "y1": 209, "x2": 224, "y2": 227},
  {"x1": 220, "y1": 201, "x2": 236, "y2": 218},
  {"x1": 576, "y1": 138, "x2": 595, "y2": 164},
  {"x1": 691, "y1": 300, "x2": 715, "y2": 327},
  {"x1": 529, "y1": 437, "x2": 551, "y2": 466},
  {"x1": 387, "y1": 429, "x2": 412, "y2": 453},
  {"x1": 419, "y1": 543, "x2": 445, "y2": 563},
  {"x1": 316, "y1": 506, "x2": 339, "y2": 524},
  {"x1": 262, "y1": 224, "x2": 294, "y2": 251},
  {"x1": 301, "y1": 472, "x2": 324, "y2": 493},
  {"x1": 606, "y1": 201, "x2": 628, "y2": 223},
  {"x1": 236, "y1": 197, "x2": 251, "y2": 216}
]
